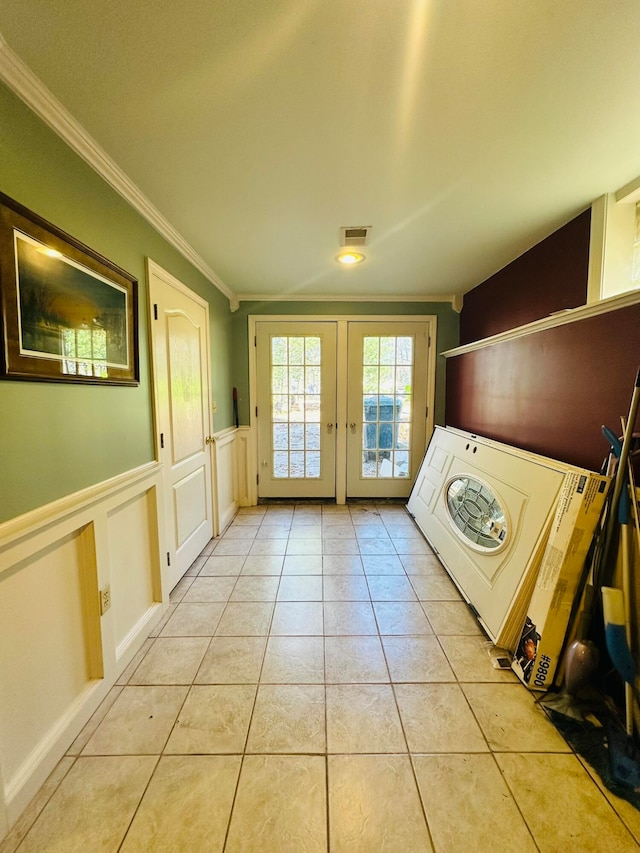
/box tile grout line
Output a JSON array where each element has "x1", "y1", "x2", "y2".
[
  {"x1": 196, "y1": 525, "x2": 276, "y2": 851},
  {"x1": 14, "y1": 501, "x2": 637, "y2": 850},
  {"x1": 215, "y1": 516, "x2": 279, "y2": 853},
  {"x1": 207, "y1": 503, "x2": 632, "y2": 846},
  {"x1": 116, "y1": 754, "x2": 162, "y2": 853},
  {"x1": 118, "y1": 553, "x2": 225, "y2": 848},
  {"x1": 323, "y1": 590, "x2": 330, "y2": 853},
  {"x1": 571, "y1": 752, "x2": 640, "y2": 844},
  {"x1": 0, "y1": 758, "x2": 78, "y2": 853}
]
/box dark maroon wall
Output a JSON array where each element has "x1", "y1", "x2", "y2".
[
  {"x1": 459, "y1": 210, "x2": 591, "y2": 344},
  {"x1": 446, "y1": 303, "x2": 640, "y2": 471}
]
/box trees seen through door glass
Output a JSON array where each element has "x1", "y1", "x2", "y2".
[
  {"x1": 271, "y1": 336, "x2": 321, "y2": 478},
  {"x1": 361, "y1": 336, "x2": 413, "y2": 478}
]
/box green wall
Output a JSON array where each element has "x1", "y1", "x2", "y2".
[
  {"x1": 0, "y1": 83, "x2": 461, "y2": 523},
  {"x1": 231, "y1": 301, "x2": 459, "y2": 426},
  {"x1": 0, "y1": 83, "x2": 234, "y2": 523}
]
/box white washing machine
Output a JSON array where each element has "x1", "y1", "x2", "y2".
[{"x1": 407, "y1": 427, "x2": 573, "y2": 648}]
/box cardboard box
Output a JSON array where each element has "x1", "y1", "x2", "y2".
[{"x1": 512, "y1": 470, "x2": 610, "y2": 690}]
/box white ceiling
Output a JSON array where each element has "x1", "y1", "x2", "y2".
[{"x1": 1, "y1": 1, "x2": 640, "y2": 306}]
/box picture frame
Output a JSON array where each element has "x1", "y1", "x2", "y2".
[{"x1": 0, "y1": 192, "x2": 139, "y2": 385}]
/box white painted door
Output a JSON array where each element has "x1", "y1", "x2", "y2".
[
  {"x1": 346, "y1": 322, "x2": 430, "y2": 498},
  {"x1": 256, "y1": 321, "x2": 337, "y2": 498},
  {"x1": 407, "y1": 427, "x2": 568, "y2": 645},
  {"x1": 148, "y1": 262, "x2": 214, "y2": 590}
]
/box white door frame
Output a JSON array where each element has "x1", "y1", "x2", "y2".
[{"x1": 248, "y1": 314, "x2": 437, "y2": 504}]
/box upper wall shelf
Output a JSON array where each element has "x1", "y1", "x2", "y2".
[
  {"x1": 447, "y1": 177, "x2": 640, "y2": 358},
  {"x1": 441, "y1": 288, "x2": 640, "y2": 358}
]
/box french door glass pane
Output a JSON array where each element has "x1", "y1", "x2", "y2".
[
  {"x1": 271, "y1": 336, "x2": 322, "y2": 479},
  {"x1": 361, "y1": 335, "x2": 414, "y2": 479}
]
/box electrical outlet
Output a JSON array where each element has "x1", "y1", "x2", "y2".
[{"x1": 100, "y1": 584, "x2": 111, "y2": 615}]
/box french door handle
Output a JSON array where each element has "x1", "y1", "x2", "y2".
[
  {"x1": 349, "y1": 422, "x2": 356, "y2": 433},
  {"x1": 327, "y1": 423, "x2": 334, "y2": 433}
]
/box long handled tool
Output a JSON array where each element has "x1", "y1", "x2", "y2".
[
  {"x1": 542, "y1": 371, "x2": 639, "y2": 724},
  {"x1": 599, "y1": 368, "x2": 640, "y2": 588},
  {"x1": 620, "y1": 417, "x2": 638, "y2": 736},
  {"x1": 540, "y1": 446, "x2": 612, "y2": 719},
  {"x1": 601, "y1": 584, "x2": 640, "y2": 789},
  {"x1": 601, "y1": 502, "x2": 639, "y2": 789},
  {"x1": 233, "y1": 387, "x2": 239, "y2": 428},
  {"x1": 599, "y1": 369, "x2": 640, "y2": 789},
  {"x1": 625, "y1": 433, "x2": 640, "y2": 574},
  {"x1": 602, "y1": 424, "x2": 635, "y2": 735}
]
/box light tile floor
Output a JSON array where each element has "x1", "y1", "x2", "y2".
[{"x1": 3, "y1": 502, "x2": 640, "y2": 852}]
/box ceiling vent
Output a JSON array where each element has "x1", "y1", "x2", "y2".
[{"x1": 339, "y1": 226, "x2": 371, "y2": 247}]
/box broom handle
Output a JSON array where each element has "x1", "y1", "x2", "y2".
[
  {"x1": 623, "y1": 524, "x2": 634, "y2": 736},
  {"x1": 622, "y1": 417, "x2": 640, "y2": 738},
  {"x1": 627, "y1": 443, "x2": 640, "y2": 555},
  {"x1": 600, "y1": 368, "x2": 640, "y2": 581}
]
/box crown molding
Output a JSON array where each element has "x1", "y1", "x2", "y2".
[
  {"x1": 451, "y1": 293, "x2": 464, "y2": 313},
  {"x1": 0, "y1": 33, "x2": 238, "y2": 311},
  {"x1": 237, "y1": 292, "x2": 459, "y2": 307}
]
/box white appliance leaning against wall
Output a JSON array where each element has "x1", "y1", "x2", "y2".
[{"x1": 407, "y1": 426, "x2": 588, "y2": 649}]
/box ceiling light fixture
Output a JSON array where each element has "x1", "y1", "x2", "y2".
[{"x1": 336, "y1": 249, "x2": 366, "y2": 265}]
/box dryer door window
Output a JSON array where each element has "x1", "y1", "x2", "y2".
[{"x1": 445, "y1": 476, "x2": 508, "y2": 552}]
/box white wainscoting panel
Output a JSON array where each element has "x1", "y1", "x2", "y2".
[
  {"x1": 0, "y1": 463, "x2": 166, "y2": 837},
  {"x1": 212, "y1": 427, "x2": 238, "y2": 534},
  {"x1": 107, "y1": 489, "x2": 162, "y2": 659},
  {"x1": 208, "y1": 426, "x2": 257, "y2": 535},
  {"x1": 235, "y1": 425, "x2": 255, "y2": 507},
  {"x1": 0, "y1": 525, "x2": 98, "y2": 800}
]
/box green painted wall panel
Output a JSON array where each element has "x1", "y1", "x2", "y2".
[
  {"x1": 0, "y1": 82, "x2": 461, "y2": 522},
  {"x1": 230, "y1": 301, "x2": 459, "y2": 426},
  {"x1": 0, "y1": 83, "x2": 234, "y2": 522}
]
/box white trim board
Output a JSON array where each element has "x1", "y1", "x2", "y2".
[
  {"x1": 238, "y1": 293, "x2": 461, "y2": 310},
  {"x1": 441, "y1": 289, "x2": 640, "y2": 358}
]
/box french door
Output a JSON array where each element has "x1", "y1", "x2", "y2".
[
  {"x1": 346, "y1": 322, "x2": 429, "y2": 498},
  {"x1": 254, "y1": 318, "x2": 433, "y2": 501},
  {"x1": 256, "y1": 322, "x2": 338, "y2": 498}
]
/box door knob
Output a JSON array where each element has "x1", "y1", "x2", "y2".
[
  {"x1": 350, "y1": 423, "x2": 356, "y2": 433},
  {"x1": 205, "y1": 435, "x2": 215, "y2": 445},
  {"x1": 327, "y1": 423, "x2": 334, "y2": 433}
]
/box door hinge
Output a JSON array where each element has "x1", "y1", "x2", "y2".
[
  {"x1": 153, "y1": 303, "x2": 158, "y2": 320},
  {"x1": 256, "y1": 473, "x2": 259, "y2": 485},
  {"x1": 255, "y1": 406, "x2": 258, "y2": 417},
  {"x1": 426, "y1": 406, "x2": 429, "y2": 418},
  {"x1": 254, "y1": 335, "x2": 257, "y2": 347},
  {"x1": 167, "y1": 551, "x2": 171, "y2": 566},
  {"x1": 160, "y1": 432, "x2": 164, "y2": 449}
]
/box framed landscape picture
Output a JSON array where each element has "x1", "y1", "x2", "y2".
[{"x1": 0, "y1": 192, "x2": 139, "y2": 385}]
